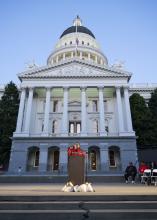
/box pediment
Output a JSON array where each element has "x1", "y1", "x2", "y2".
[
  {"x1": 18, "y1": 60, "x2": 131, "y2": 80},
  {"x1": 69, "y1": 101, "x2": 81, "y2": 106}
]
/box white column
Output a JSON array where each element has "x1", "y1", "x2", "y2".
[
  {"x1": 123, "y1": 86, "x2": 133, "y2": 132},
  {"x1": 56, "y1": 56, "x2": 59, "y2": 63},
  {"x1": 81, "y1": 87, "x2": 87, "y2": 136},
  {"x1": 88, "y1": 53, "x2": 90, "y2": 61},
  {"x1": 39, "y1": 147, "x2": 48, "y2": 172},
  {"x1": 42, "y1": 87, "x2": 51, "y2": 136},
  {"x1": 80, "y1": 51, "x2": 82, "y2": 59},
  {"x1": 59, "y1": 147, "x2": 68, "y2": 173},
  {"x1": 24, "y1": 87, "x2": 34, "y2": 134},
  {"x1": 100, "y1": 148, "x2": 109, "y2": 172},
  {"x1": 95, "y1": 56, "x2": 98, "y2": 63},
  {"x1": 61, "y1": 87, "x2": 69, "y2": 136},
  {"x1": 63, "y1": 53, "x2": 65, "y2": 61},
  {"x1": 98, "y1": 86, "x2": 106, "y2": 136},
  {"x1": 15, "y1": 88, "x2": 26, "y2": 133},
  {"x1": 116, "y1": 86, "x2": 124, "y2": 134}
]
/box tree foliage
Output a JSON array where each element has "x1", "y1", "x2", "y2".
[
  {"x1": 130, "y1": 91, "x2": 157, "y2": 148},
  {"x1": 0, "y1": 81, "x2": 19, "y2": 167},
  {"x1": 148, "y1": 88, "x2": 157, "y2": 145}
]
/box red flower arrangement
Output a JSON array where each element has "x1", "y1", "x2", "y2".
[{"x1": 68, "y1": 143, "x2": 85, "y2": 157}]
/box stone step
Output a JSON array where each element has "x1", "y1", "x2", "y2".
[
  {"x1": 0, "y1": 200, "x2": 157, "y2": 210},
  {"x1": 0, "y1": 194, "x2": 157, "y2": 201},
  {"x1": 0, "y1": 200, "x2": 157, "y2": 220},
  {"x1": 0, "y1": 210, "x2": 157, "y2": 220},
  {"x1": 0, "y1": 175, "x2": 124, "y2": 183},
  {"x1": 0, "y1": 195, "x2": 157, "y2": 220}
]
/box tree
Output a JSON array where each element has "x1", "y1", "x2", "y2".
[
  {"x1": 129, "y1": 93, "x2": 153, "y2": 147},
  {"x1": 0, "y1": 81, "x2": 19, "y2": 168},
  {"x1": 148, "y1": 88, "x2": 157, "y2": 145}
]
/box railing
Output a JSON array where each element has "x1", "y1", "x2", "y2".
[
  {"x1": 30, "y1": 132, "x2": 119, "y2": 138},
  {"x1": 129, "y1": 83, "x2": 157, "y2": 88}
]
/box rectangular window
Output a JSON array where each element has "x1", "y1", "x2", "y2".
[
  {"x1": 41, "y1": 121, "x2": 44, "y2": 132},
  {"x1": 104, "y1": 100, "x2": 107, "y2": 112},
  {"x1": 69, "y1": 122, "x2": 74, "y2": 133},
  {"x1": 53, "y1": 100, "x2": 58, "y2": 112},
  {"x1": 92, "y1": 100, "x2": 98, "y2": 112},
  {"x1": 69, "y1": 121, "x2": 81, "y2": 134},
  {"x1": 76, "y1": 122, "x2": 81, "y2": 133}
]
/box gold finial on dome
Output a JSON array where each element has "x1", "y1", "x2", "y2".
[{"x1": 73, "y1": 15, "x2": 82, "y2": 26}]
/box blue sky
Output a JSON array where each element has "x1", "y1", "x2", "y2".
[{"x1": 0, "y1": 0, "x2": 157, "y2": 84}]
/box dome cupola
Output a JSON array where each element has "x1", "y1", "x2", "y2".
[
  {"x1": 47, "y1": 16, "x2": 108, "y2": 66},
  {"x1": 60, "y1": 15, "x2": 95, "y2": 39}
]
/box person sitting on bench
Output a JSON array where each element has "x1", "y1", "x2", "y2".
[{"x1": 124, "y1": 162, "x2": 137, "y2": 184}]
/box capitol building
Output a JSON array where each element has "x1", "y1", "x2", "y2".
[{"x1": 7, "y1": 16, "x2": 156, "y2": 175}]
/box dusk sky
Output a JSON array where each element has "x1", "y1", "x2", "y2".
[{"x1": 1, "y1": 0, "x2": 157, "y2": 85}]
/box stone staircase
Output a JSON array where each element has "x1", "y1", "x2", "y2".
[{"x1": 0, "y1": 195, "x2": 157, "y2": 220}]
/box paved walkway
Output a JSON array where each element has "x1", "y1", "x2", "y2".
[{"x1": 0, "y1": 183, "x2": 156, "y2": 196}]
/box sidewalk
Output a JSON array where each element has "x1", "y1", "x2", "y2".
[{"x1": 0, "y1": 183, "x2": 156, "y2": 196}]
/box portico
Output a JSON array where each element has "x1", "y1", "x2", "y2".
[{"x1": 14, "y1": 85, "x2": 134, "y2": 138}]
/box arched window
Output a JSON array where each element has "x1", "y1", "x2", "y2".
[
  {"x1": 109, "y1": 150, "x2": 115, "y2": 167},
  {"x1": 27, "y1": 147, "x2": 40, "y2": 171},
  {"x1": 47, "y1": 147, "x2": 60, "y2": 171},
  {"x1": 88, "y1": 146, "x2": 100, "y2": 171},
  {"x1": 108, "y1": 146, "x2": 121, "y2": 169},
  {"x1": 91, "y1": 150, "x2": 97, "y2": 170}
]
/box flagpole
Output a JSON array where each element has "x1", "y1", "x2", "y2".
[{"x1": 75, "y1": 18, "x2": 78, "y2": 57}]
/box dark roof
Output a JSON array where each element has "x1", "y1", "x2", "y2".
[{"x1": 60, "y1": 26, "x2": 95, "y2": 39}]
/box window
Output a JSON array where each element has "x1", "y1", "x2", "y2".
[
  {"x1": 93, "y1": 120, "x2": 98, "y2": 133},
  {"x1": 65, "y1": 43, "x2": 67, "y2": 46},
  {"x1": 52, "y1": 120, "x2": 57, "y2": 133},
  {"x1": 53, "y1": 100, "x2": 58, "y2": 112},
  {"x1": 109, "y1": 150, "x2": 116, "y2": 167},
  {"x1": 41, "y1": 120, "x2": 44, "y2": 132},
  {"x1": 105, "y1": 126, "x2": 109, "y2": 134},
  {"x1": 104, "y1": 100, "x2": 107, "y2": 112},
  {"x1": 34, "y1": 150, "x2": 39, "y2": 167},
  {"x1": 82, "y1": 41, "x2": 84, "y2": 45},
  {"x1": 70, "y1": 41, "x2": 72, "y2": 45},
  {"x1": 53, "y1": 150, "x2": 59, "y2": 170},
  {"x1": 91, "y1": 150, "x2": 97, "y2": 170},
  {"x1": 69, "y1": 121, "x2": 81, "y2": 134},
  {"x1": 92, "y1": 100, "x2": 98, "y2": 112},
  {"x1": 87, "y1": 42, "x2": 89, "y2": 46}
]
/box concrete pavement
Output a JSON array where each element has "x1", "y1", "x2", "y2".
[{"x1": 0, "y1": 182, "x2": 157, "y2": 196}]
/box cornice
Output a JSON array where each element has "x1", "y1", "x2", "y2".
[{"x1": 18, "y1": 58, "x2": 132, "y2": 81}]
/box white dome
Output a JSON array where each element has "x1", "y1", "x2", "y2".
[{"x1": 47, "y1": 16, "x2": 108, "y2": 66}]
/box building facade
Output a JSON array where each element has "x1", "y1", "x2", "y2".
[{"x1": 7, "y1": 17, "x2": 156, "y2": 175}]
